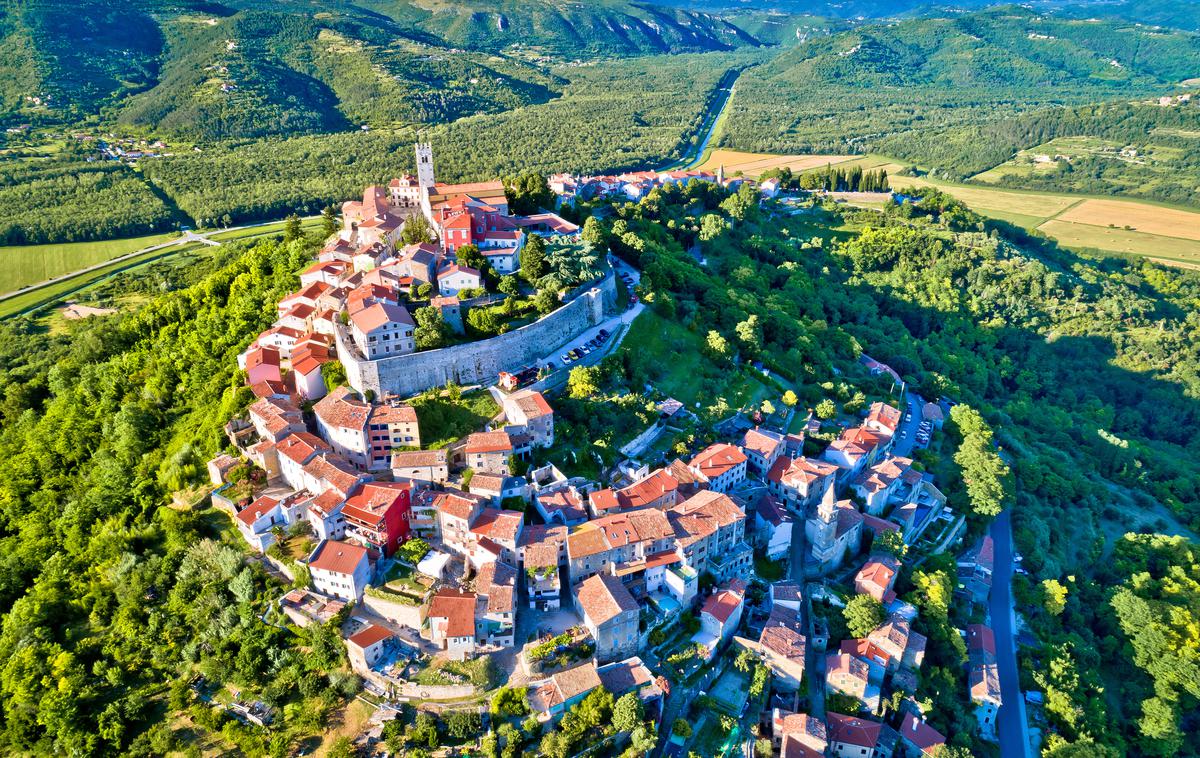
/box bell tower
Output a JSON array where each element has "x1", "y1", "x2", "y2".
[{"x1": 415, "y1": 141, "x2": 435, "y2": 190}]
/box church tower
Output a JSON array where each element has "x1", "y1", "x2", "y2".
[
  {"x1": 717, "y1": 164, "x2": 725, "y2": 185},
  {"x1": 806, "y1": 480, "x2": 839, "y2": 572},
  {"x1": 415, "y1": 142, "x2": 435, "y2": 190}
]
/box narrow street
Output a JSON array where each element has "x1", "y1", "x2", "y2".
[
  {"x1": 789, "y1": 509, "x2": 824, "y2": 720},
  {"x1": 990, "y1": 511, "x2": 1032, "y2": 758}
]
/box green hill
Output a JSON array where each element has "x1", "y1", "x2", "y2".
[
  {"x1": 721, "y1": 7, "x2": 1200, "y2": 155},
  {"x1": 0, "y1": 0, "x2": 162, "y2": 121}
]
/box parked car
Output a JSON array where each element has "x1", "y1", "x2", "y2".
[{"x1": 560, "y1": 354, "x2": 572, "y2": 365}]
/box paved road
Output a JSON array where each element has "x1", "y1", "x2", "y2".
[
  {"x1": 990, "y1": 511, "x2": 1032, "y2": 758},
  {"x1": 891, "y1": 391, "x2": 926, "y2": 458},
  {"x1": 537, "y1": 259, "x2": 644, "y2": 372},
  {"x1": 787, "y1": 506, "x2": 825, "y2": 720},
  {"x1": 656, "y1": 67, "x2": 743, "y2": 172}
]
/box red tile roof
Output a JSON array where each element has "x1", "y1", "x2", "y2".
[
  {"x1": 310, "y1": 540, "x2": 368, "y2": 575},
  {"x1": 689, "y1": 443, "x2": 747, "y2": 478},
  {"x1": 576, "y1": 574, "x2": 638, "y2": 626},
  {"x1": 465, "y1": 431, "x2": 512, "y2": 454},
  {"x1": 826, "y1": 713, "x2": 885, "y2": 748},
  {"x1": 348, "y1": 623, "x2": 393, "y2": 649},
  {"x1": 428, "y1": 589, "x2": 477, "y2": 638},
  {"x1": 701, "y1": 588, "x2": 743, "y2": 625}
]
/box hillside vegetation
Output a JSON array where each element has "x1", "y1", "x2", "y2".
[
  {"x1": 721, "y1": 8, "x2": 1200, "y2": 155},
  {"x1": 0, "y1": 0, "x2": 758, "y2": 130}
]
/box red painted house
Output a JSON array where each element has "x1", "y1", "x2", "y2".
[{"x1": 341, "y1": 481, "x2": 412, "y2": 555}]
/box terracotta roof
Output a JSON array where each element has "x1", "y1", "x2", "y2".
[
  {"x1": 742, "y1": 427, "x2": 784, "y2": 459},
  {"x1": 248, "y1": 396, "x2": 303, "y2": 437},
  {"x1": 507, "y1": 389, "x2": 553, "y2": 420},
  {"x1": 310, "y1": 540, "x2": 368, "y2": 575},
  {"x1": 549, "y1": 662, "x2": 602, "y2": 705},
  {"x1": 277, "y1": 432, "x2": 332, "y2": 465},
  {"x1": 343, "y1": 481, "x2": 409, "y2": 527},
  {"x1": 314, "y1": 386, "x2": 371, "y2": 431},
  {"x1": 701, "y1": 588, "x2": 743, "y2": 624},
  {"x1": 371, "y1": 402, "x2": 417, "y2": 424},
  {"x1": 760, "y1": 615, "x2": 806, "y2": 663},
  {"x1": 967, "y1": 624, "x2": 996, "y2": 657},
  {"x1": 471, "y1": 508, "x2": 523, "y2": 544},
  {"x1": 826, "y1": 652, "x2": 872, "y2": 683},
  {"x1": 756, "y1": 493, "x2": 790, "y2": 527},
  {"x1": 348, "y1": 624, "x2": 392, "y2": 649},
  {"x1": 246, "y1": 345, "x2": 280, "y2": 369},
  {"x1": 899, "y1": 713, "x2": 945, "y2": 752},
  {"x1": 839, "y1": 638, "x2": 893, "y2": 668},
  {"x1": 236, "y1": 496, "x2": 279, "y2": 527},
  {"x1": 428, "y1": 589, "x2": 476, "y2": 638},
  {"x1": 922, "y1": 402, "x2": 944, "y2": 422},
  {"x1": 826, "y1": 713, "x2": 886, "y2": 748},
  {"x1": 438, "y1": 263, "x2": 482, "y2": 280},
  {"x1": 302, "y1": 454, "x2": 362, "y2": 496},
  {"x1": 618, "y1": 468, "x2": 678, "y2": 509},
  {"x1": 866, "y1": 402, "x2": 901, "y2": 433},
  {"x1": 524, "y1": 540, "x2": 560, "y2": 569},
  {"x1": 668, "y1": 490, "x2": 745, "y2": 546},
  {"x1": 392, "y1": 449, "x2": 447, "y2": 468},
  {"x1": 476, "y1": 560, "x2": 517, "y2": 615},
  {"x1": 576, "y1": 574, "x2": 638, "y2": 626},
  {"x1": 689, "y1": 443, "x2": 747, "y2": 478},
  {"x1": 769, "y1": 456, "x2": 838, "y2": 487},
  {"x1": 436, "y1": 491, "x2": 480, "y2": 522},
  {"x1": 770, "y1": 582, "x2": 802, "y2": 605},
  {"x1": 465, "y1": 431, "x2": 512, "y2": 454},
  {"x1": 597, "y1": 656, "x2": 653, "y2": 696},
  {"x1": 588, "y1": 488, "x2": 620, "y2": 513},
  {"x1": 852, "y1": 456, "x2": 916, "y2": 494},
  {"x1": 855, "y1": 556, "x2": 899, "y2": 595},
  {"x1": 469, "y1": 473, "x2": 507, "y2": 492},
  {"x1": 350, "y1": 301, "x2": 413, "y2": 333}
]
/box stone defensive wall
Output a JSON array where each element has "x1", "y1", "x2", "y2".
[{"x1": 339, "y1": 273, "x2": 618, "y2": 398}]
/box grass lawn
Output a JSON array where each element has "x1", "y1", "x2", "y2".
[
  {"x1": 0, "y1": 241, "x2": 211, "y2": 319},
  {"x1": 754, "y1": 554, "x2": 786, "y2": 582},
  {"x1": 620, "y1": 309, "x2": 779, "y2": 413},
  {"x1": 208, "y1": 216, "x2": 323, "y2": 242},
  {"x1": 412, "y1": 389, "x2": 500, "y2": 449},
  {"x1": 0, "y1": 231, "x2": 180, "y2": 293}
]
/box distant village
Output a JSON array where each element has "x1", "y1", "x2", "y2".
[{"x1": 205, "y1": 144, "x2": 998, "y2": 756}]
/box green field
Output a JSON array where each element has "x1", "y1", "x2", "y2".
[
  {"x1": 0, "y1": 242, "x2": 207, "y2": 319},
  {"x1": 207, "y1": 217, "x2": 323, "y2": 242},
  {"x1": 0, "y1": 232, "x2": 180, "y2": 294}
]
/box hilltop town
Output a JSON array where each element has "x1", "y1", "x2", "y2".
[{"x1": 202, "y1": 144, "x2": 1000, "y2": 758}]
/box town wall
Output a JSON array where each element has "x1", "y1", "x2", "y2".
[{"x1": 340, "y1": 273, "x2": 617, "y2": 398}]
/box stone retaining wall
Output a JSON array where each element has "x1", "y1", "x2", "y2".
[{"x1": 340, "y1": 274, "x2": 617, "y2": 398}]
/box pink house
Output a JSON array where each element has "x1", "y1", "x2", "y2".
[{"x1": 245, "y1": 345, "x2": 282, "y2": 386}]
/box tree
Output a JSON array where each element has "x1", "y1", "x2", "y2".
[
  {"x1": 498, "y1": 276, "x2": 520, "y2": 296},
  {"x1": 873, "y1": 530, "x2": 907, "y2": 558},
  {"x1": 705, "y1": 330, "x2": 731, "y2": 361},
  {"x1": 949, "y1": 404, "x2": 1012, "y2": 517},
  {"x1": 321, "y1": 205, "x2": 338, "y2": 236},
  {"x1": 761, "y1": 399, "x2": 776, "y2": 416},
  {"x1": 398, "y1": 538, "x2": 430, "y2": 565},
  {"x1": 322, "y1": 360, "x2": 347, "y2": 392},
  {"x1": 755, "y1": 738, "x2": 774, "y2": 758},
  {"x1": 505, "y1": 173, "x2": 553, "y2": 215},
  {"x1": 816, "y1": 398, "x2": 837, "y2": 419},
  {"x1": 457, "y1": 244, "x2": 485, "y2": 271},
  {"x1": 735, "y1": 315, "x2": 762, "y2": 357},
  {"x1": 283, "y1": 214, "x2": 302, "y2": 242},
  {"x1": 612, "y1": 692, "x2": 644, "y2": 733},
  {"x1": 699, "y1": 213, "x2": 729, "y2": 242},
  {"x1": 407, "y1": 712, "x2": 438, "y2": 749},
  {"x1": 782, "y1": 390, "x2": 798, "y2": 407},
  {"x1": 534, "y1": 287, "x2": 558, "y2": 315},
  {"x1": 413, "y1": 306, "x2": 450, "y2": 350},
  {"x1": 520, "y1": 235, "x2": 548, "y2": 282},
  {"x1": 581, "y1": 216, "x2": 607, "y2": 249},
  {"x1": 490, "y1": 686, "x2": 530, "y2": 718},
  {"x1": 567, "y1": 365, "x2": 601, "y2": 399},
  {"x1": 416, "y1": 282, "x2": 433, "y2": 299},
  {"x1": 826, "y1": 692, "x2": 864, "y2": 714},
  {"x1": 671, "y1": 718, "x2": 692, "y2": 738},
  {"x1": 444, "y1": 710, "x2": 482, "y2": 740},
  {"x1": 1042, "y1": 578, "x2": 1069, "y2": 616},
  {"x1": 844, "y1": 594, "x2": 886, "y2": 637},
  {"x1": 402, "y1": 215, "x2": 437, "y2": 245}
]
